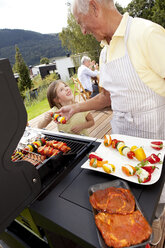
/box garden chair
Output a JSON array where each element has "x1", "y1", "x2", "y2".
[{"x1": 72, "y1": 77, "x2": 91, "y2": 102}]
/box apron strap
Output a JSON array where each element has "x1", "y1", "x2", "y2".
[
  {"x1": 100, "y1": 46, "x2": 108, "y2": 64},
  {"x1": 124, "y1": 16, "x2": 133, "y2": 53}
]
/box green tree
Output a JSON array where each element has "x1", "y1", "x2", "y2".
[
  {"x1": 14, "y1": 46, "x2": 32, "y2": 98},
  {"x1": 59, "y1": 3, "x2": 124, "y2": 63},
  {"x1": 40, "y1": 57, "x2": 50, "y2": 64},
  {"x1": 126, "y1": 0, "x2": 155, "y2": 20},
  {"x1": 115, "y1": 2, "x2": 125, "y2": 14},
  {"x1": 59, "y1": 10, "x2": 101, "y2": 63},
  {"x1": 151, "y1": 0, "x2": 165, "y2": 28}
]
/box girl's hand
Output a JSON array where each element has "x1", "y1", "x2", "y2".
[
  {"x1": 38, "y1": 111, "x2": 52, "y2": 129},
  {"x1": 44, "y1": 112, "x2": 52, "y2": 122},
  {"x1": 71, "y1": 124, "x2": 83, "y2": 134}
]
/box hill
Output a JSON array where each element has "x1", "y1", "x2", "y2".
[{"x1": 0, "y1": 29, "x2": 67, "y2": 66}]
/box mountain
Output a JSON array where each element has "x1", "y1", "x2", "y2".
[{"x1": 0, "y1": 29, "x2": 67, "y2": 66}]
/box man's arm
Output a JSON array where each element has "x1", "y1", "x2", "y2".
[
  {"x1": 57, "y1": 88, "x2": 111, "y2": 120},
  {"x1": 78, "y1": 88, "x2": 110, "y2": 111},
  {"x1": 85, "y1": 66, "x2": 98, "y2": 77}
]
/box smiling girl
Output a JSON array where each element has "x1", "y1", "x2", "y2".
[{"x1": 38, "y1": 80, "x2": 94, "y2": 136}]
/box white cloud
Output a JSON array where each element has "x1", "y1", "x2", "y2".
[
  {"x1": 0, "y1": 0, "x2": 131, "y2": 34},
  {"x1": 0, "y1": 0, "x2": 69, "y2": 34}
]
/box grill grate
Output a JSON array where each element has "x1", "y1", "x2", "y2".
[
  {"x1": 11, "y1": 149, "x2": 45, "y2": 167},
  {"x1": 45, "y1": 134, "x2": 90, "y2": 156},
  {"x1": 11, "y1": 134, "x2": 91, "y2": 168},
  {"x1": 11, "y1": 132, "x2": 94, "y2": 197}
]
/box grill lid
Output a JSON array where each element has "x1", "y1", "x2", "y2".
[{"x1": 0, "y1": 59, "x2": 41, "y2": 234}]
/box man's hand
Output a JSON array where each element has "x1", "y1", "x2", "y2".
[{"x1": 56, "y1": 104, "x2": 78, "y2": 121}]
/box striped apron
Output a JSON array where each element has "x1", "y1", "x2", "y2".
[
  {"x1": 100, "y1": 16, "x2": 165, "y2": 204},
  {"x1": 100, "y1": 16, "x2": 165, "y2": 140}
]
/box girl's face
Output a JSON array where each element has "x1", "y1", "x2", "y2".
[{"x1": 55, "y1": 82, "x2": 73, "y2": 106}]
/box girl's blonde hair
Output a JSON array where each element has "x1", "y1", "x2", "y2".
[{"x1": 47, "y1": 80, "x2": 68, "y2": 109}]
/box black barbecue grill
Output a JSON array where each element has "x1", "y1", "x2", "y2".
[
  {"x1": 11, "y1": 130, "x2": 95, "y2": 199},
  {"x1": 0, "y1": 58, "x2": 97, "y2": 235}
]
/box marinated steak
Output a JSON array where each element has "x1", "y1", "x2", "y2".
[
  {"x1": 95, "y1": 210, "x2": 152, "y2": 248},
  {"x1": 90, "y1": 187, "x2": 135, "y2": 214}
]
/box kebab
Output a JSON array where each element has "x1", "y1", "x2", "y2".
[
  {"x1": 50, "y1": 112, "x2": 66, "y2": 124},
  {"x1": 88, "y1": 152, "x2": 115, "y2": 173},
  {"x1": 38, "y1": 145, "x2": 60, "y2": 157},
  {"x1": 52, "y1": 141, "x2": 71, "y2": 153},
  {"x1": 46, "y1": 140, "x2": 71, "y2": 153},
  {"x1": 22, "y1": 138, "x2": 46, "y2": 153}
]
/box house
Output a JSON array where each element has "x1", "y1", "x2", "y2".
[
  {"x1": 53, "y1": 56, "x2": 77, "y2": 81},
  {"x1": 31, "y1": 54, "x2": 85, "y2": 81},
  {"x1": 32, "y1": 63, "x2": 58, "y2": 79}
]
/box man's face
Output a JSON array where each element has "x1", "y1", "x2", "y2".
[
  {"x1": 84, "y1": 59, "x2": 91, "y2": 68},
  {"x1": 74, "y1": 7, "x2": 104, "y2": 42}
]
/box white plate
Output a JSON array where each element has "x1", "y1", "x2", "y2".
[{"x1": 81, "y1": 134, "x2": 165, "y2": 185}]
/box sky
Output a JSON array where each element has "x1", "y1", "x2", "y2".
[{"x1": 0, "y1": 0, "x2": 132, "y2": 34}]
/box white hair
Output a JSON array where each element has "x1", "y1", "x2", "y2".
[
  {"x1": 72, "y1": 0, "x2": 114, "y2": 15},
  {"x1": 81, "y1": 56, "x2": 91, "y2": 65}
]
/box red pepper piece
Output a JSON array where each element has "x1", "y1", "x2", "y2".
[
  {"x1": 89, "y1": 152, "x2": 103, "y2": 161},
  {"x1": 136, "y1": 167, "x2": 152, "y2": 183},
  {"x1": 137, "y1": 173, "x2": 151, "y2": 183},
  {"x1": 143, "y1": 154, "x2": 161, "y2": 164},
  {"x1": 151, "y1": 141, "x2": 163, "y2": 150},
  {"x1": 141, "y1": 165, "x2": 156, "y2": 174},
  {"x1": 140, "y1": 173, "x2": 152, "y2": 183}
]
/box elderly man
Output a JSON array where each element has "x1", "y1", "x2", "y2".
[
  {"x1": 58, "y1": 1, "x2": 165, "y2": 244},
  {"x1": 78, "y1": 56, "x2": 99, "y2": 97},
  {"x1": 60, "y1": 0, "x2": 165, "y2": 140}
]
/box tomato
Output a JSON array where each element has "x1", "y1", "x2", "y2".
[
  {"x1": 127, "y1": 151, "x2": 135, "y2": 159},
  {"x1": 112, "y1": 139, "x2": 119, "y2": 149}
]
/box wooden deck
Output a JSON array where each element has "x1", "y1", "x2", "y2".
[{"x1": 29, "y1": 106, "x2": 165, "y2": 248}]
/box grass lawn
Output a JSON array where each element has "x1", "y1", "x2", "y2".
[{"x1": 26, "y1": 98, "x2": 49, "y2": 121}]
